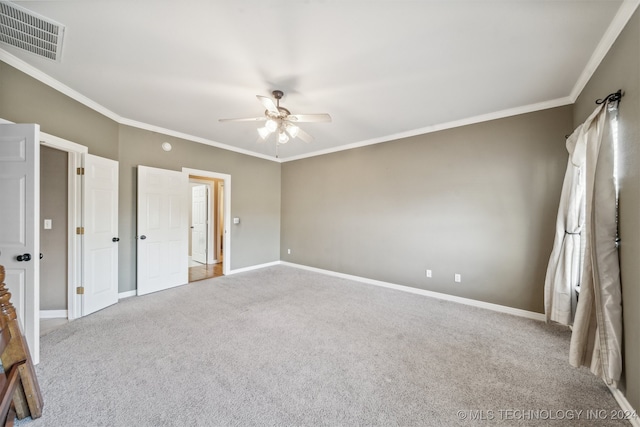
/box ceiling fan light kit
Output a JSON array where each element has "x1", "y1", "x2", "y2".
[
  {"x1": 257, "y1": 127, "x2": 271, "y2": 140},
  {"x1": 278, "y1": 132, "x2": 290, "y2": 144},
  {"x1": 219, "y1": 90, "x2": 331, "y2": 146},
  {"x1": 264, "y1": 119, "x2": 278, "y2": 132},
  {"x1": 285, "y1": 123, "x2": 300, "y2": 138}
]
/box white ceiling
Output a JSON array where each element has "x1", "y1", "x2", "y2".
[{"x1": 1, "y1": 0, "x2": 637, "y2": 161}]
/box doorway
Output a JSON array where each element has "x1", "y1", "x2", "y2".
[
  {"x1": 183, "y1": 168, "x2": 231, "y2": 279},
  {"x1": 39, "y1": 145, "x2": 69, "y2": 331},
  {"x1": 188, "y1": 176, "x2": 225, "y2": 282},
  {"x1": 39, "y1": 132, "x2": 86, "y2": 321}
]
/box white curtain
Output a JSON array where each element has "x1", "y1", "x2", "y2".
[
  {"x1": 545, "y1": 102, "x2": 623, "y2": 385},
  {"x1": 544, "y1": 119, "x2": 586, "y2": 325}
]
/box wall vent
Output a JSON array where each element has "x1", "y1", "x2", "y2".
[{"x1": 0, "y1": 1, "x2": 65, "y2": 61}]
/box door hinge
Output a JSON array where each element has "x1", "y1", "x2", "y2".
[
  {"x1": 76, "y1": 227, "x2": 84, "y2": 235},
  {"x1": 76, "y1": 286, "x2": 85, "y2": 295},
  {"x1": 76, "y1": 167, "x2": 85, "y2": 175}
]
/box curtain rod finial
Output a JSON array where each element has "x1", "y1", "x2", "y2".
[{"x1": 596, "y1": 89, "x2": 623, "y2": 105}]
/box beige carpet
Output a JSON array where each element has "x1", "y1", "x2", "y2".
[{"x1": 17, "y1": 266, "x2": 629, "y2": 426}]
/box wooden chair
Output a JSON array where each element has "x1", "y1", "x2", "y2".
[{"x1": 0, "y1": 266, "x2": 43, "y2": 425}]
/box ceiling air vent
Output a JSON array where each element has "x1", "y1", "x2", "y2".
[{"x1": 0, "y1": 1, "x2": 65, "y2": 61}]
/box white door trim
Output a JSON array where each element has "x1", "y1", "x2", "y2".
[
  {"x1": 182, "y1": 168, "x2": 231, "y2": 275},
  {"x1": 1, "y1": 118, "x2": 87, "y2": 321},
  {"x1": 40, "y1": 132, "x2": 86, "y2": 321}
]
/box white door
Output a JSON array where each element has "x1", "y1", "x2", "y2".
[
  {"x1": 137, "y1": 166, "x2": 188, "y2": 295},
  {"x1": 0, "y1": 124, "x2": 40, "y2": 364},
  {"x1": 83, "y1": 154, "x2": 119, "y2": 315},
  {"x1": 191, "y1": 185, "x2": 208, "y2": 264}
]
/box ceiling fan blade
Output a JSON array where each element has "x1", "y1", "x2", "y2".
[
  {"x1": 257, "y1": 95, "x2": 280, "y2": 115},
  {"x1": 287, "y1": 113, "x2": 332, "y2": 123},
  {"x1": 295, "y1": 127, "x2": 314, "y2": 143},
  {"x1": 218, "y1": 117, "x2": 266, "y2": 122}
]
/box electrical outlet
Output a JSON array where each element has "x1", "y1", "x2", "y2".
[
  {"x1": 454, "y1": 274, "x2": 461, "y2": 283},
  {"x1": 426, "y1": 269, "x2": 432, "y2": 278}
]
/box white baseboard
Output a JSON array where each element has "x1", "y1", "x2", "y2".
[
  {"x1": 280, "y1": 262, "x2": 546, "y2": 322},
  {"x1": 40, "y1": 310, "x2": 68, "y2": 319},
  {"x1": 227, "y1": 261, "x2": 281, "y2": 275},
  {"x1": 608, "y1": 385, "x2": 640, "y2": 426},
  {"x1": 118, "y1": 290, "x2": 137, "y2": 299}
]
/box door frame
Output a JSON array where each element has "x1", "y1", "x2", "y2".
[
  {"x1": 216, "y1": 180, "x2": 224, "y2": 264},
  {"x1": 39, "y1": 132, "x2": 86, "y2": 320},
  {"x1": 2, "y1": 118, "x2": 87, "y2": 321},
  {"x1": 183, "y1": 168, "x2": 231, "y2": 275}
]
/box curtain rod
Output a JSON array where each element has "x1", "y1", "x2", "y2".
[
  {"x1": 596, "y1": 89, "x2": 623, "y2": 105},
  {"x1": 565, "y1": 89, "x2": 624, "y2": 139}
]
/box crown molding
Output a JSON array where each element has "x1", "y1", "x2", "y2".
[
  {"x1": 0, "y1": 48, "x2": 280, "y2": 162},
  {"x1": 280, "y1": 96, "x2": 573, "y2": 162},
  {"x1": 0, "y1": 48, "x2": 122, "y2": 122},
  {"x1": 117, "y1": 117, "x2": 278, "y2": 162},
  {"x1": 569, "y1": 0, "x2": 640, "y2": 102}
]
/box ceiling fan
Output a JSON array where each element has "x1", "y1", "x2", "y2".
[{"x1": 219, "y1": 90, "x2": 331, "y2": 144}]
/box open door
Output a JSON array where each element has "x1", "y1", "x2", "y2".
[
  {"x1": 82, "y1": 154, "x2": 119, "y2": 315},
  {"x1": 191, "y1": 184, "x2": 208, "y2": 264},
  {"x1": 137, "y1": 166, "x2": 188, "y2": 295},
  {"x1": 0, "y1": 123, "x2": 40, "y2": 364}
]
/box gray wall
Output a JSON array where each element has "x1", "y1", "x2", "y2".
[
  {"x1": 117, "y1": 125, "x2": 280, "y2": 292},
  {"x1": 0, "y1": 63, "x2": 119, "y2": 160},
  {"x1": 281, "y1": 106, "x2": 573, "y2": 313},
  {"x1": 0, "y1": 62, "x2": 281, "y2": 294},
  {"x1": 573, "y1": 7, "x2": 640, "y2": 413},
  {"x1": 40, "y1": 146, "x2": 68, "y2": 310}
]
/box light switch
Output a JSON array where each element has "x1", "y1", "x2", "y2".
[
  {"x1": 233, "y1": 217, "x2": 240, "y2": 224},
  {"x1": 44, "y1": 219, "x2": 52, "y2": 229}
]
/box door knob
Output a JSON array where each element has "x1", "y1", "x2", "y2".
[
  {"x1": 16, "y1": 253, "x2": 31, "y2": 262},
  {"x1": 112, "y1": 237, "x2": 120, "y2": 242},
  {"x1": 140, "y1": 235, "x2": 146, "y2": 240}
]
